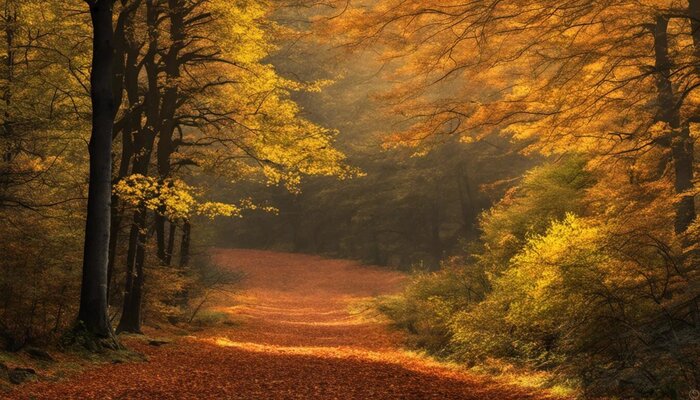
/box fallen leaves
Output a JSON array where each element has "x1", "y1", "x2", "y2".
[{"x1": 6, "y1": 249, "x2": 562, "y2": 399}]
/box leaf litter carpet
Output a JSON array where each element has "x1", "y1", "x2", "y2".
[{"x1": 9, "y1": 249, "x2": 559, "y2": 399}]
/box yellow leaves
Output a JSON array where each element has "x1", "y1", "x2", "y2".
[
  {"x1": 204, "y1": 0, "x2": 273, "y2": 63},
  {"x1": 497, "y1": 214, "x2": 606, "y2": 327},
  {"x1": 509, "y1": 84, "x2": 532, "y2": 99},
  {"x1": 301, "y1": 79, "x2": 335, "y2": 93},
  {"x1": 515, "y1": 214, "x2": 601, "y2": 266},
  {"x1": 159, "y1": 0, "x2": 356, "y2": 193},
  {"x1": 198, "y1": 199, "x2": 278, "y2": 220},
  {"x1": 326, "y1": 0, "x2": 697, "y2": 167},
  {"x1": 201, "y1": 75, "x2": 359, "y2": 189},
  {"x1": 690, "y1": 123, "x2": 700, "y2": 139},
  {"x1": 197, "y1": 202, "x2": 241, "y2": 219},
  {"x1": 114, "y1": 174, "x2": 276, "y2": 220},
  {"x1": 649, "y1": 121, "x2": 672, "y2": 140},
  {"x1": 114, "y1": 174, "x2": 195, "y2": 219}
]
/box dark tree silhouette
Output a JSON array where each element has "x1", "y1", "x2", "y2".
[{"x1": 77, "y1": 0, "x2": 118, "y2": 341}]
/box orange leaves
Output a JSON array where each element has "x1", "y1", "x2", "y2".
[
  {"x1": 7, "y1": 250, "x2": 561, "y2": 400},
  {"x1": 319, "y1": 0, "x2": 700, "y2": 165}
]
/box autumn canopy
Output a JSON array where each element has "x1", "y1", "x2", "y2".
[{"x1": 0, "y1": 0, "x2": 698, "y2": 399}]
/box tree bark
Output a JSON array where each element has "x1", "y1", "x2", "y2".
[
  {"x1": 672, "y1": 128, "x2": 695, "y2": 233},
  {"x1": 653, "y1": 16, "x2": 696, "y2": 233},
  {"x1": 155, "y1": 0, "x2": 186, "y2": 264},
  {"x1": 116, "y1": 0, "x2": 160, "y2": 333},
  {"x1": 1, "y1": 0, "x2": 16, "y2": 164},
  {"x1": 116, "y1": 142, "x2": 153, "y2": 334},
  {"x1": 107, "y1": 105, "x2": 135, "y2": 301},
  {"x1": 165, "y1": 220, "x2": 176, "y2": 266},
  {"x1": 77, "y1": 0, "x2": 117, "y2": 340},
  {"x1": 688, "y1": 0, "x2": 700, "y2": 61},
  {"x1": 116, "y1": 207, "x2": 146, "y2": 333},
  {"x1": 155, "y1": 213, "x2": 167, "y2": 263},
  {"x1": 179, "y1": 220, "x2": 191, "y2": 268},
  {"x1": 428, "y1": 202, "x2": 442, "y2": 270},
  {"x1": 457, "y1": 162, "x2": 479, "y2": 240},
  {"x1": 116, "y1": 126, "x2": 154, "y2": 333},
  {"x1": 107, "y1": 0, "x2": 142, "y2": 302},
  {"x1": 0, "y1": 0, "x2": 17, "y2": 210}
]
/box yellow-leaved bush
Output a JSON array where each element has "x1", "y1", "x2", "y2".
[
  {"x1": 451, "y1": 214, "x2": 612, "y2": 363},
  {"x1": 378, "y1": 155, "x2": 698, "y2": 396}
]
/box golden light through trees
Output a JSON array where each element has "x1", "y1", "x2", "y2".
[{"x1": 0, "y1": 0, "x2": 698, "y2": 398}]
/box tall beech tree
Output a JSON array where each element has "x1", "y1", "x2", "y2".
[{"x1": 77, "y1": 0, "x2": 117, "y2": 340}]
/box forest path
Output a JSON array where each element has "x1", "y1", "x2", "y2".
[{"x1": 10, "y1": 249, "x2": 558, "y2": 399}]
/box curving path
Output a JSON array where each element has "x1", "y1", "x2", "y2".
[{"x1": 9, "y1": 249, "x2": 558, "y2": 399}]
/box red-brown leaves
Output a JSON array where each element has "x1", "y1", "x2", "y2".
[{"x1": 7, "y1": 250, "x2": 560, "y2": 400}]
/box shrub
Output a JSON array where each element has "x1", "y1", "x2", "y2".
[
  {"x1": 381, "y1": 156, "x2": 700, "y2": 398},
  {"x1": 380, "y1": 258, "x2": 488, "y2": 356}
]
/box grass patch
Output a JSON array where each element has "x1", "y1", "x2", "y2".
[
  {"x1": 347, "y1": 297, "x2": 392, "y2": 323},
  {"x1": 190, "y1": 311, "x2": 231, "y2": 327},
  {"x1": 469, "y1": 358, "x2": 579, "y2": 397}
]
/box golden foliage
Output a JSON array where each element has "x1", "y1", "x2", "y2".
[{"x1": 114, "y1": 174, "x2": 277, "y2": 220}]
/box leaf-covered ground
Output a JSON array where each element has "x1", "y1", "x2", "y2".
[{"x1": 8, "y1": 249, "x2": 562, "y2": 399}]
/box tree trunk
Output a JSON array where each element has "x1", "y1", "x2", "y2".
[
  {"x1": 165, "y1": 220, "x2": 176, "y2": 266},
  {"x1": 115, "y1": 127, "x2": 154, "y2": 333},
  {"x1": 429, "y1": 203, "x2": 442, "y2": 270},
  {"x1": 116, "y1": 207, "x2": 146, "y2": 333},
  {"x1": 107, "y1": 123, "x2": 134, "y2": 300},
  {"x1": 116, "y1": 0, "x2": 160, "y2": 334},
  {"x1": 107, "y1": 0, "x2": 141, "y2": 302},
  {"x1": 684, "y1": 0, "x2": 700, "y2": 329},
  {"x1": 653, "y1": 16, "x2": 696, "y2": 233},
  {"x1": 457, "y1": 162, "x2": 479, "y2": 240},
  {"x1": 155, "y1": 213, "x2": 167, "y2": 263},
  {"x1": 672, "y1": 127, "x2": 695, "y2": 233},
  {"x1": 2, "y1": 0, "x2": 16, "y2": 164},
  {"x1": 106, "y1": 198, "x2": 121, "y2": 301},
  {"x1": 179, "y1": 220, "x2": 191, "y2": 268},
  {"x1": 155, "y1": 0, "x2": 185, "y2": 264},
  {"x1": 77, "y1": 0, "x2": 117, "y2": 340},
  {"x1": 0, "y1": 0, "x2": 17, "y2": 204},
  {"x1": 684, "y1": 0, "x2": 700, "y2": 232},
  {"x1": 688, "y1": 0, "x2": 700, "y2": 61},
  {"x1": 116, "y1": 131, "x2": 153, "y2": 334}
]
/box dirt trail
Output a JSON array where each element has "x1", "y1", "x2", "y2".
[{"x1": 9, "y1": 249, "x2": 558, "y2": 399}]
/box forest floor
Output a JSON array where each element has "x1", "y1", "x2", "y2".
[{"x1": 6, "y1": 249, "x2": 566, "y2": 399}]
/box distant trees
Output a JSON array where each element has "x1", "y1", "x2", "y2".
[
  {"x1": 214, "y1": 24, "x2": 532, "y2": 268},
  {"x1": 222, "y1": 133, "x2": 529, "y2": 269}
]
